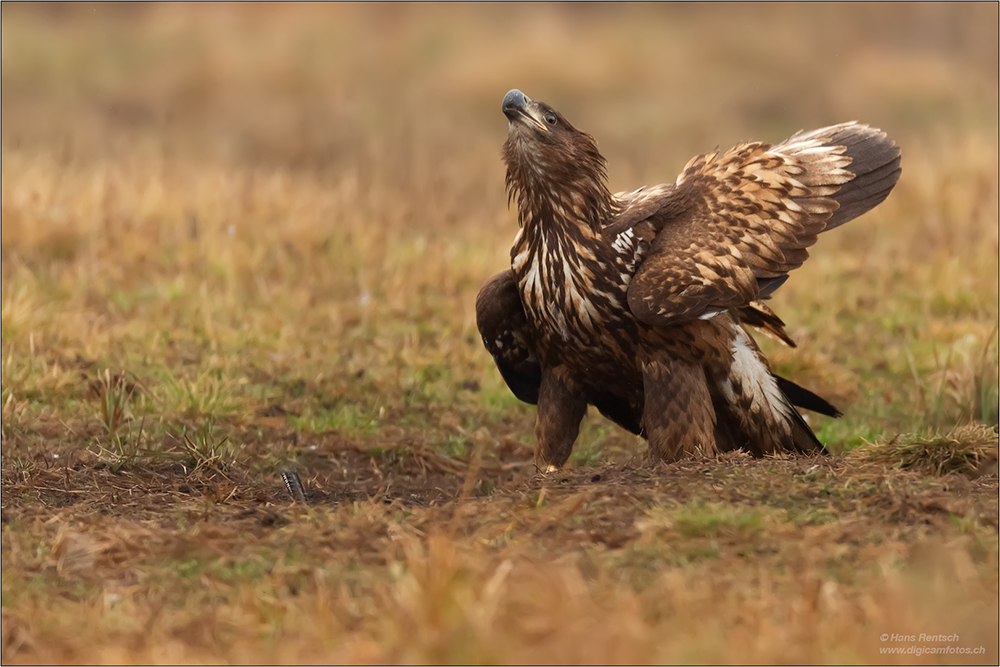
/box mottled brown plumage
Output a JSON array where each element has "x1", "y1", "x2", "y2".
[{"x1": 477, "y1": 89, "x2": 900, "y2": 469}]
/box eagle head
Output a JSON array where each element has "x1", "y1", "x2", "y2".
[{"x1": 501, "y1": 89, "x2": 612, "y2": 229}]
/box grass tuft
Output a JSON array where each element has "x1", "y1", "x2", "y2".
[
  {"x1": 852, "y1": 424, "x2": 1000, "y2": 476},
  {"x1": 95, "y1": 369, "x2": 134, "y2": 437},
  {"x1": 91, "y1": 369, "x2": 151, "y2": 469},
  {"x1": 178, "y1": 422, "x2": 236, "y2": 472}
]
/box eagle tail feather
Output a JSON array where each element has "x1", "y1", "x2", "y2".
[
  {"x1": 783, "y1": 394, "x2": 827, "y2": 454},
  {"x1": 773, "y1": 374, "x2": 842, "y2": 418}
]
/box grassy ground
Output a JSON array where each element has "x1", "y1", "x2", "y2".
[{"x1": 2, "y1": 4, "x2": 998, "y2": 664}]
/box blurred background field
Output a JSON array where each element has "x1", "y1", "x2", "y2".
[{"x1": 1, "y1": 3, "x2": 998, "y2": 664}]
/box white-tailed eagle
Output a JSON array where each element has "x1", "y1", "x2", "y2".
[{"x1": 477, "y1": 89, "x2": 900, "y2": 469}]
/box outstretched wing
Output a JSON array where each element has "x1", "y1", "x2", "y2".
[{"x1": 617, "y1": 122, "x2": 900, "y2": 326}]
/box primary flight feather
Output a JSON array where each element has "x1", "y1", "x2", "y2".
[{"x1": 477, "y1": 89, "x2": 900, "y2": 469}]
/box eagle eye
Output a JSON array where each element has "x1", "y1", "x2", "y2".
[{"x1": 544, "y1": 112, "x2": 558, "y2": 126}]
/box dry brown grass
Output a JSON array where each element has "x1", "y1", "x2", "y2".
[{"x1": 2, "y1": 4, "x2": 998, "y2": 664}]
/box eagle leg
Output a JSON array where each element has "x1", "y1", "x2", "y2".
[
  {"x1": 535, "y1": 368, "x2": 588, "y2": 471},
  {"x1": 641, "y1": 357, "x2": 718, "y2": 462}
]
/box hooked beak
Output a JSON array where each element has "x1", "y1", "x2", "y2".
[
  {"x1": 503, "y1": 89, "x2": 543, "y2": 129},
  {"x1": 503, "y1": 89, "x2": 529, "y2": 120}
]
